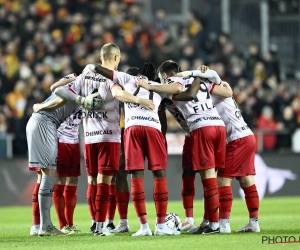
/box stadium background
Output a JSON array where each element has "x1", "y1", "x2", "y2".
[{"x1": 0, "y1": 0, "x2": 299, "y2": 206}]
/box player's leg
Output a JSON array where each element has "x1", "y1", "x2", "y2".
[
  {"x1": 233, "y1": 135, "x2": 260, "y2": 233},
  {"x1": 112, "y1": 155, "x2": 130, "y2": 233},
  {"x1": 62, "y1": 143, "x2": 81, "y2": 234},
  {"x1": 26, "y1": 118, "x2": 63, "y2": 236},
  {"x1": 198, "y1": 168, "x2": 219, "y2": 234},
  {"x1": 236, "y1": 175, "x2": 260, "y2": 232},
  {"x1": 94, "y1": 173, "x2": 115, "y2": 236},
  {"x1": 152, "y1": 169, "x2": 179, "y2": 236},
  {"x1": 30, "y1": 170, "x2": 42, "y2": 236},
  {"x1": 131, "y1": 170, "x2": 152, "y2": 236},
  {"x1": 63, "y1": 176, "x2": 80, "y2": 233},
  {"x1": 192, "y1": 126, "x2": 226, "y2": 235},
  {"x1": 181, "y1": 136, "x2": 196, "y2": 231},
  {"x1": 53, "y1": 175, "x2": 67, "y2": 230},
  {"x1": 38, "y1": 168, "x2": 64, "y2": 236},
  {"x1": 144, "y1": 126, "x2": 179, "y2": 236},
  {"x1": 87, "y1": 175, "x2": 97, "y2": 232},
  {"x1": 106, "y1": 175, "x2": 117, "y2": 230},
  {"x1": 123, "y1": 126, "x2": 151, "y2": 236},
  {"x1": 182, "y1": 168, "x2": 196, "y2": 230},
  {"x1": 94, "y1": 142, "x2": 120, "y2": 236},
  {"x1": 217, "y1": 177, "x2": 233, "y2": 233},
  {"x1": 85, "y1": 143, "x2": 98, "y2": 232},
  {"x1": 112, "y1": 130, "x2": 130, "y2": 233}
]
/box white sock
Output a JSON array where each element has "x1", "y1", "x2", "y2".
[
  {"x1": 201, "y1": 219, "x2": 209, "y2": 228},
  {"x1": 220, "y1": 219, "x2": 230, "y2": 224},
  {"x1": 96, "y1": 222, "x2": 105, "y2": 232},
  {"x1": 141, "y1": 223, "x2": 149, "y2": 230},
  {"x1": 186, "y1": 217, "x2": 194, "y2": 224},
  {"x1": 107, "y1": 220, "x2": 114, "y2": 224},
  {"x1": 120, "y1": 219, "x2": 128, "y2": 224},
  {"x1": 250, "y1": 218, "x2": 258, "y2": 225},
  {"x1": 156, "y1": 223, "x2": 166, "y2": 229},
  {"x1": 92, "y1": 220, "x2": 96, "y2": 225},
  {"x1": 210, "y1": 222, "x2": 219, "y2": 230}
]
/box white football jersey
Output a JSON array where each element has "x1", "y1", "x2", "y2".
[
  {"x1": 112, "y1": 71, "x2": 163, "y2": 131},
  {"x1": 210, "y1": 83, "x2": 253, "y2": 143},
  {"x1": 167, "y1": 76, "x2": 225, "y2": 132},
  {"x1": 70, "y1": 66, "x2": 120, "y2": 144},
  {"x1": 159, "y1": 98, "x2": 189, "y2": 134},
  {"x1": 57, "y1": 107, "x2": 82, "y2": 144}
]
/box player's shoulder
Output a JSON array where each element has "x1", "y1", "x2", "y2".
[
  {"x1": 61, "y1": 73, "x2": 77, "y2": 80},
  {"x1": 167, "y1": 76, "x2": 193, "y2": 84},
  {"x1": 82, "y1": 64, "x2": 95, "y2": 73}
]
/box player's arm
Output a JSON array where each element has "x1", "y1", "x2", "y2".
[
  {"x1": 211, "y1": 82, "x2": 232, "y2": 97},
  {"x1": 158, "y1": 109, "x2": 167, "y2": 136},
  {"x1": 176, "y1": 69, "x2": 221, "y2": 84},
  {"x1": 50, "y1": 77, "x2": 77, "y2": 92},
  {"x1": 111, "y1": 85, "x2": 155, "y2": 111},
  {"x1": 54, "y1": 85, "x2": 104, "y2": 110},
  {"x1": 172, "y1": 77, "x2": 201, "y2": 101},
  {"x1": 33, "y1": 97, "x2": 67, "y2": 113},
  {"x1": 89, "y1": 64, "x2": 113, "y2": 80},
  {"x1": 136, "y1": 79, "x2": 183, "y2": 94}
]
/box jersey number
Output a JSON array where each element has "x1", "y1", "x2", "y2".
[{"x1": 185, "y1": 82, "x2": 210, "y2": 102}]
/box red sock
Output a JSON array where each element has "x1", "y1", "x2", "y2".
[
  {"x1": 87, "y1": 183, "x2": 96, "y2": 220},
  {"x1": 203, "y1": 198, "x2": 209, "y2": 221},
  {"x1": 91, "y1": 184, "x2": 97, "y2": 219},
  {"x1": 107, "y1": 184, "x2": 116, "y2": 221},
  {"x1": 202, "y1": 178, "x2": 219, "y2": 222},
  {"x1": 116, "y1": 192, "x2": 130, "y2": 220},
  {"x1": 243, "y1": 184, "x2": 259, "y2": 218},
  {"x1": 131, "y1": 178, "x2": 147, "y2": 224},
  {"x1": 218, "y1": 186, "x2": 233, "y2": 219},
  {"x1": 95, "y1": 183, "x2": 110, "y2": 222},
  {"x1": 181, "y1": 176, "x2": 195, "y2": 218},
  {"x1": 53, "y1": 184, "x2": 67, "y2": 229},
  {"x1": 64, "y1": 185, "x2": 77, "y2": 227},
  {"x1": 32, "y1": 183, "x2": 40, "y2": 225},
  {"x1": 153, "y1": 177, "x2": 168, "y2": 224}
]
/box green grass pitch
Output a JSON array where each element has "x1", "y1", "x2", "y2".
[{"x1": 0, "y1": 197, "x2": 299, "y2": 250}]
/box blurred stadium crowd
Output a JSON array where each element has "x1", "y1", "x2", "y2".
[{"x1": 0, "y1": 0, "x2": 300, "y2": 155}]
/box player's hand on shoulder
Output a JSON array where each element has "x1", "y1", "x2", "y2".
[
  {"x1": 136, "y1": 79, "x2": 150, "y2": 90},
  {"x1": 33, "y1": 103, "x2": 43, "y2": 113},
  {"x1": 137, "y1": 98, "x2": 155, "y2": 111},
  {"x1": 197, "y1": 65, "x2": 209, "y2": 73}
]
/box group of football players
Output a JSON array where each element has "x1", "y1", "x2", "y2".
[{"x1": 26, "y1": 43, "x2": 260, "y2": 237}]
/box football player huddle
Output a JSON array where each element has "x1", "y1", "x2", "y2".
[{"x1": 27, "y1": 43, "x2": 259, "y2": 237}]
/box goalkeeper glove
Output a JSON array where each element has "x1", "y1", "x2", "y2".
[{"x1": 75, "y1": 92, "x2": 104, "y2": 110}]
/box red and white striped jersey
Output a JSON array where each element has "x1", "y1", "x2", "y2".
[
  {"x1": 70, "y1": 66, "x2": 120, "y2": 144},
  {"x1": 210, "y1": 82, "x2": 253, "y2": 143},
  {"x1": 57, "y1": 107, "x2": 82, "y2": 144},
  {"x1": 168, "y1": 76, "x2": 225, "y2": 132},
  {"x1": 112, "y1": 71, "x2": 163, "y2": 131}
]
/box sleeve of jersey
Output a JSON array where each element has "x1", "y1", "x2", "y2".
[
  {"x1": 168, "y1": 77, "x2": 184, "y2": 86},
  {"x1": 170, "y1": 78, "x2": 186, "y2": 100},
  {"x1": 209, "y1": 83, "x2": 216, "y2": 94},
  {"x1": 112, "y1": 71, "x2": 126, "y2": 87},
  {"x1": 62, "y1": 73, "x2": 77, "y2": 80},
  {"x1": 68, "y1": 74, "x2": 83, "y2": 94}
]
